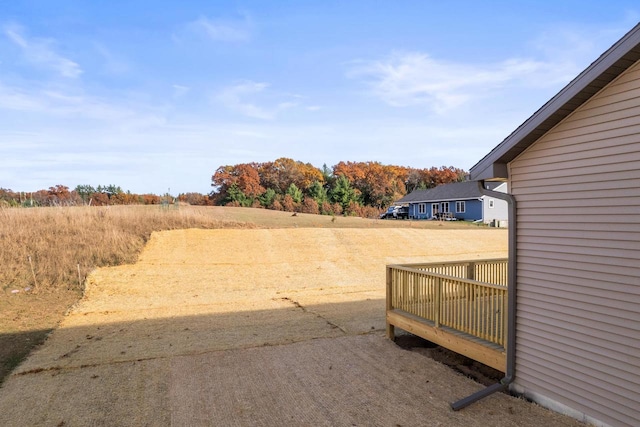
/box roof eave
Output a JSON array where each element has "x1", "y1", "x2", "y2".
[
  {"x1": 470, "y1": 23, "x2": 640, "y2": 181},
  {"x1": 407, "y1": 197, "x2": 481, "y2": 204},
  {"x1": 473, "y1": 163, "x2": 508, "y2": 182}
]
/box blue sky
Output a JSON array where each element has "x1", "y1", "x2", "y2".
[{"x1": 1, "y1": 1, "x2": 639, "y2": 195}]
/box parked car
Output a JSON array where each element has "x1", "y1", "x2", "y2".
[
  {"x1": 380, "y1": 207, "x2": 395, "y2": 219},
  {"x1": 380, "y1": 205, "x2": 409, "y2": 219}
]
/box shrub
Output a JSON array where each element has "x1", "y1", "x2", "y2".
[
  {"x1": 282, "y1": 194, "x2": 297, "y2": 212},
  {"x1": 300, "y1": 197, "x2": 319, "y2": 215},
  {"x1": 320, "y1": 201, "x2": 333, "y2": 215}
]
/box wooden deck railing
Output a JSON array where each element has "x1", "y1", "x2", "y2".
[{"x1": 387, "y1": 259, "x2": 508, "y2": 349}]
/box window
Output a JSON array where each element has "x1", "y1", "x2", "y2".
[
  {"x1": 418, "y1": 203, "x2": 427, "y2": 214},
  {"x1": 441, "y1": 202, "x2": 450, "y2": 213},
  {"x1": 489, "y1": 199, "x2": 495, "y2": 208},
  {"x1": 456, "y1": 201, "x2": 465, "y2": 213}
]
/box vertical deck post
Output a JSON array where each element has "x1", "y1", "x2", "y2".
[
  {"x1": 386, "y1": 266, "x2": 395, "y2": 340},
  {"x1": 435, "y1": 276, "x2": 442, "y2": 327},
  {"x1": 503, "y1": 289, "x2": 509, "y2": 347},
  {"x1": 467, "y1": 262, "x2": 476, "y2": 301},
  {"x1": 466, "y1": 262, "x2": 475, "y2": 281}
]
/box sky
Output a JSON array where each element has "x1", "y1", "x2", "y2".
[{"x1": 1, "y1": 1, "x2": 639, "y2": 195}]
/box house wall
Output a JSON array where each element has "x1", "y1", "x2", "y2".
[
  {"x1": 408, "y1": 199, "x2": 483, "y2": 220},
  {"x1": 481, "y1": 196, "x2": 507, "y2": 224},
  {"x1": 455, "y1": 199, "x2": 482, "y2": 221},
  {"x1": 409, "y1": 202, "x2": 431, "y2": 220},
  {"x1": 483, "y1": 183, "x2": 509, "y2": 224},
  {"x1": 508, "y1": 59, "x2": 640, "y2": 427}
]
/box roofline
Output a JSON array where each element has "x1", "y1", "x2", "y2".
[
  {"x1": 470, "y1": 22, "x2": 640, "y2": 181},
  {"x1": 404, "y1": 197, "x2": 482, "y2": 204}
]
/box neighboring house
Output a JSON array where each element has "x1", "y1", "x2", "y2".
[
  {"x1": 470, "y1": 23, "x2": 640, "y2": 427},
  {"x1": 396, "y1": 181, "x2": 508, "y2": 224}
]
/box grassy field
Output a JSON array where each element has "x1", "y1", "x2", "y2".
[{"x1": 0, "y1": 205, "x2": 489, "y2": 383}]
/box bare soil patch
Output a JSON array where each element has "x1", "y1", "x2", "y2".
[
  {"x1": 0, "y1": 225, "x2": 583, "y2": 426},
  {"x1": 395, "y1": 333, "x2": 504, "y2": 387},
  {"x1": 0, "y1": 288, "x2": 80, "y2": 382},
  {"x1": 0, "y1": 206, "x2": 492, "y2": 384}
]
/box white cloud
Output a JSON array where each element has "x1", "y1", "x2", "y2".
[
  {"x1": 0, "y1": 80, "x2": 166, "y2": 132},
  {"x1": 182, "y1": 15, "x2": 251, "y2": 42},
  {"x1": 217, "y1": 81, "x2": 273, "y2": 119},
  {"x1": 523, "y1": 24, "x2": 639, "y2": 85},
  {"x1": 172, "y1": 84, "x2": 190, "y2": 97},
  {"x1": 3, "y1": 23, "x2": 82, "y2": 78},
  {"x1": 216, "y1": 81, "x2": 298, "y2": 120},
  {"x1": 348, "y1": 24, "x2": 631, "y2": 115},
  {"x1": 348, "y1": 52, "x2": 558, "y2": 113}
]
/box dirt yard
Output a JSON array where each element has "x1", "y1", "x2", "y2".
[{"x1": 0, "y1": 227, "x2": 583, "y2": 426}]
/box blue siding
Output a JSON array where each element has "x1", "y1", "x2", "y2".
[
  {"x1": 409, "y1": 202, "x2": 431, "y2": 219},
  {"x1": 456, "y1": 200, "x2": 482, "y2": 221},
  {"x1": 408, "y1": 199, "x2": 483, "y2": 221}
]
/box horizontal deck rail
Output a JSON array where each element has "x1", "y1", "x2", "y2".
[{"x1": 386, "y1": 259, "x2": 508, "y2": 370}]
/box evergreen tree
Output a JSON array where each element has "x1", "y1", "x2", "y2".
[
  {"x1": 307, "y1": 180, "x2": 327, "y2": 204},
  {"x1": 259, "y1": 188, "x2": 277, "y2": 208},
  {"x1": 330, "y1": 175, "x2": 358, "y2": 212},
  {"x1": 75, "y1": 185, "x2": 96, "y2": 203},
  {"x1": 226, "y1": 183, "x2": 250, "y2": 207},
  {"x1": 286, "y1": 183, "x2": 303, "y2": 204}
]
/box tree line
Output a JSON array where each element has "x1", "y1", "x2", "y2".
[
  {"x1": 0, "y1": 159, "x2": 466, "y2": 215},
  {"x1": 0, "y1": 185, "x2": 175, "y2": 207},
  {"x1": 210, "y1": 158, "x2": 466, "y2": 217}
]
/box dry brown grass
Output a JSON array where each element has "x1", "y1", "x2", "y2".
[
  {"x1": 0, "y1": 205, "x2": 481, "y2": 294},
  {"x1": 0, "y1": 205, "x2": 251, "y2": 383},
  {"x1": 0, "y1": 205, "x2": 251, "y2": 294}
]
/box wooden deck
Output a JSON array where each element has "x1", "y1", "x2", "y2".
[{"x1": 386, "y1": 259, "x2": 508, "y2": 372}]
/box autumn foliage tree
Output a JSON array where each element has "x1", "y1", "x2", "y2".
[
  {"x1": 211, "y1": 163, "x2": 265, "y2": 205},
  {"x1": 257, "y1": 158, "x2": 323, "y2": 194},
  {"x1": 209, "y1": 158, "x2": 466, "y2": 217},
  {"x1": 333, "y1": 161, "x2": 409, "y2": 208}
]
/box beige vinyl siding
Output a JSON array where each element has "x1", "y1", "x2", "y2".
[{"x1": 509, "y1": 59, "x2": 640, "y2": 427}]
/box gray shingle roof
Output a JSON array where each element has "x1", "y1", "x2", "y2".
[{"x1": 396, "y1": 181, "x2": 481, "y2": 204}]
